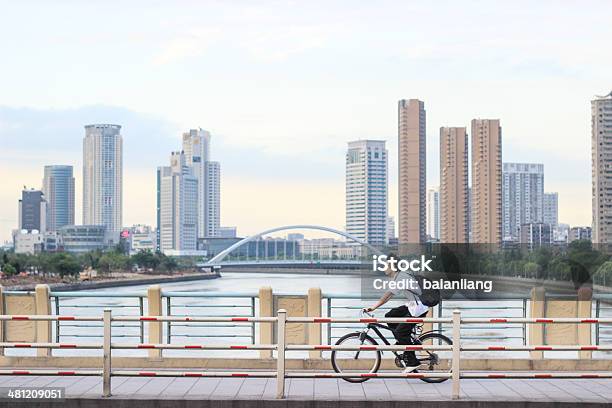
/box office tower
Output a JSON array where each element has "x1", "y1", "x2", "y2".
[
  {"x1": 426, "y1": 188, "x2": 440, "y2": 241},
  {"x1": 398, "y1": 99, "x2": 426, "y2": 244},
  {"x1": 386, "y1": 216, "x2": 396, "y2": 243},
  {"x1": 42, "y1": 165, "x2": 75, "y2": 231},
  {"x1": 345, "y1": 140, "x2": 388, "y2": 246},
  {"x1": 471, "y1": 119, "x2": 502, "y2": 245},
  {"x1": 440, "y1": 127, "x2": 469, "y2": 243},
  {"x1": 543, "y1": 192, "x2": 559, "y2": 227},
  {"x1": 82, "y1": 124, "x2": 123, "y2": 239},
  {"x1": 157, "y1": 151, "x2": 198, "y2": 253},
  {"x1": 519, "y1": 223, "x2": 552, "y2": 250},
  {"x1": 502, "y1": 163, "x2": 544, "y2": 242},
  {"x1": 18, "y1": 189, "x2": 46, "y2": 232},
  {"x1": 182, "y1": 128, "x2": 211, "y2": 237},
  {"x1": 592, "y1": 91, "x2": 612, "y2": 244}
]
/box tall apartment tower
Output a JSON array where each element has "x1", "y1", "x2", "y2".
[
  {"x1": 182, "y1": 128, "x2": 220, "y2": 237},
  {"x1": 398, "y1": 99, "x2": 426, "y2": 244},
  {"x1": 440, "y1": 127, "x2": 469, "y2": 243},
  {"x1": 205, "y1": 161, "x2": 221, "y2": 237},
  {"x1": 592, "y1": 91, "x2": 612, "y2": 244},
  {"x1": 471, "y1": 119, "x2": 502, "y2": 245},
  {"x1": 345, "y1": 140, "x2": 388, "y2": 246},
  {"x1": 43, "y1": 165, "x2": 75, "y2": 231},
  {"x1": 426, "y1": 188, "x2": 440, "y2": 241},
  {"x1": 502, "y1": 163, "x2": 544, "y2": 242},
  {"x1": 156, "y1": 151, "x2": 198, "y2": 253},
  {"x1": 18, "y1": 189, "x2": 46, "y2": 232},
  {"x1": 83, "y1": 124, "x2": 122, "y2": 239},
  {"x1": 543, "y1": 192, "x2": 559, "y2": 227}
]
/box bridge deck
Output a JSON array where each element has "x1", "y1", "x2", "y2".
[{"x1": 0, "y1": 372, "x2": 611, "y2": 407}]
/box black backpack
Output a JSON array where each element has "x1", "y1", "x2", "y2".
[{"x1": 412, "y1": 275, "x2": 440, "y2": 307}]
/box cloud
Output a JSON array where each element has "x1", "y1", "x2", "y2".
[
  {"x1": 0, "y1": 105, "x2": 179, "y2": 169},
  {"x1": 152, "y1": 27, "x2": 222, "y2": 65}
]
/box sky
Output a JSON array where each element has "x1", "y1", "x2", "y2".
[{"x1": 0, "y1": 1, "x2": 611, "y2": 242}]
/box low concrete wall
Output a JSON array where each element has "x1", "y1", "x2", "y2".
[{"x1": 1, "y1": 356, "x2": 611, "y2": 371}]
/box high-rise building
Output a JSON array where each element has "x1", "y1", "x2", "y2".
[
  {"x1": 519, "y1": 222, "x2": 552, "y2": 250},
  {"x1": 543, "y1": 192, "x2": 559, "y2": 228},
  {"x1": 182, "y1": 129, "x2": 221, "y2": 238},
  {"x1": 206, "y1": 161, "x2": 221, "y2": 237},
  {"x1": 471, "y1": 119, "x2": 502, "y2": 245},
  {"x1": 398, "y1": 99, "x2": 426, "y2": 244},
  {"x1": 502, "y1": 163, "x2": 544, "y2": 242},
  {"x1": 182, "y1": 129, "x2": 211, "y2": 237},
  {"x1": 157, "y1": 151, "x2": 198, "y2": 254},
  {"x1": 18, "y1": 189, "x2": 46, "y2": 232},
  {"x1": 569, "y1": 226, "x2": 592, "y2": 243},
  {"x1": 592, "y1": 91, "x2": 612, "y2": 244},
  {"x1": 345, "y1": 140, "x2": 388, "y2": 246},
  {"x1": 82, "y1": 124, "x2": 122, "y2": 241},
  {"x1": 426, "y1": 188, "x2": 440, "y2": 241},
  {"x1": 386, "y1": 216, "x2": 396, "y2": 244},
  {"x1": 440, "y1": 127, "x2": 469, "y2": 243},
  {"x1": 43, "y1": 165, "x2": 75, "y2": 231}
]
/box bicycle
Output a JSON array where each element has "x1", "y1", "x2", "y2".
[{"x1": 331, "y1": 310, "x2": 452, "y2": 383}]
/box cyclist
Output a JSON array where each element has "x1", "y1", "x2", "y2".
[{"x1": 364, "y1": 257, "x2": 428, "y2": 372}]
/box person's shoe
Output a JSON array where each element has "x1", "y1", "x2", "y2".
[{"x1": 403, "y1": 364, "x2": 419, "y2": 373}]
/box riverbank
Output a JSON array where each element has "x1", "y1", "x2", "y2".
[{"x1": 1, "y1": 270, "x2": 221, "y2": 291}]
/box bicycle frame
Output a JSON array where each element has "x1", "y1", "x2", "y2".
[{"x1": 359, "y1": 322, "x2": 440, "y2": 363}]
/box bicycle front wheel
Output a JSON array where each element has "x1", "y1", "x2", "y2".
[{"x1": 331, "y1": 332, "x2": 381, "y2": 383}]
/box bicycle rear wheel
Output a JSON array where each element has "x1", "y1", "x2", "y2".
[
  {"x1": 331, "y1": 332, "x2": 381, "y2": 383},
  {"x1": 415, "y1": 332, "x2": 452, "y2": 383}
]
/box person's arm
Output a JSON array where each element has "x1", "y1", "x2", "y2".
[{"x1": 364, "y1": 291, "x2": 394, "y2": 312}]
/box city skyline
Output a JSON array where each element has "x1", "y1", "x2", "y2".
[{"x1": 2, "y1": 2, "x2": 610, "y2": 242}]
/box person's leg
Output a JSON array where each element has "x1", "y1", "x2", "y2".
[
  {"x1": 401, "y1": 311, "x2": 430, "y2": 366},
  {"x1": 384, "y1": 305, "x2": 408, "y2": 342}
]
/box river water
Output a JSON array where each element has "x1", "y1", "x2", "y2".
[{"x1": 6, "y1": 272, "x2": 612, "y2": 359}]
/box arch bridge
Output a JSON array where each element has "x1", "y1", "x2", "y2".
[{"x1": 205, "y1": 225, "x2": 383, "y2": 266}]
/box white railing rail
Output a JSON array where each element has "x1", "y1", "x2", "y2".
[{"x1": 0, "y1": 309, "x2": 611, "y2": 400}]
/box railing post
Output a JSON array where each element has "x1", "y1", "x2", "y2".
[
  {"x1": 34, "y1": 284, "x2": 51, "y2": 357},
  {"x1": 276, "y1": 309, "x2": 287, "y2": 399},
  {"x1": 307, "y1": 287, "x2": 322, "y2": 359},
  {"x1": 577, "y1": 286, "x2": 593, "y2": 359},
  {"x1": 103, "y1": 309, "x2": 112, "y2": 397},
  {"x1": 147, "y1": 285, "x2": 163, "y2": 360},
  {"x1": 451, "y1": 309, "x2": 461, "y2": 400},
  {"x1": 529, "y1": 287, "x2": 546, "y2": 359},
  {"x1": 259, "y1": 286, "x2": 273, "y2": 358}
]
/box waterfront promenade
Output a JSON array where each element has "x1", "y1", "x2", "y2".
[
  {"x1": 0, "y1": 372, "x2": 611, "y2": 407},
  {"x1": 0, "y1": 275, "x2": 611, "y2": 406}
]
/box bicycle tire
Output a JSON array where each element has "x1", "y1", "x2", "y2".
[
  {"x1": 415, "y1": 332, "x2": 452, "y2": 383},
  {"x1": 331, "y1": 332, "x2": 382, "y2": 383}
]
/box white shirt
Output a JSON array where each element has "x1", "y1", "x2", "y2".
[{"x1": 388, "y1": 271, "x2": 429, "y2": 316}]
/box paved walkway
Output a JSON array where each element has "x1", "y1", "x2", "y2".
[{"x1": 0, "y1": 373, "x2": 611, "y2": 406}]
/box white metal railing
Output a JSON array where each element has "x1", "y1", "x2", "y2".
[{"x1": 0, "y1": 311, "x2": 611, "y2": 399}]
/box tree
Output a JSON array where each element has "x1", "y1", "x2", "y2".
[
  {"x1": 98, "y1": 252, "x2": 131, "y2": 273},
  {"x1": 524, "y1": 262, "x2": 540, "y2": 279},
  {"x1": 595, "y1": 261, "x2": 612, "y2": 287},
  {"x1": 47, "y1": 253, "x2": 81, "y2": 277},
  {"x1": 132, "y1": 250, "x2": 161, "y2": 270},
  {"x1": 158, "y1": 255, "x2": 178, "y2": 273},
  {"x1": 2, "y1": 263, "x2": 16, "y2": 276}
]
